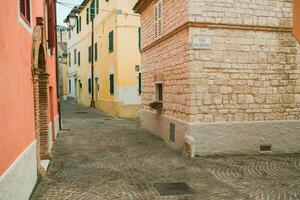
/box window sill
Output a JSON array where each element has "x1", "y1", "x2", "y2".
[
  {"x1": 149, "y1": 101, "x2": 163, "y2": 110},
  {"x1": 18, "y1": 16, "x2": 33, "y2": 33}
]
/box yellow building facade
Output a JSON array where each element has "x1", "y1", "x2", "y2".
[{"x1": 74, "y1": 0, "x2": 141, "y2": 118}]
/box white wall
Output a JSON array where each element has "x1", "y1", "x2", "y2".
[{"x1": 0, "y1": 141, "x2": 37, "y2": 200}]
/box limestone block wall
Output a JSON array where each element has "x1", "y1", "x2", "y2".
[
  {"x1": 141, "y1": 30, "x2": 190, "y2": 121},
  {"x1": 189, "y1": 0, "x2": 292, "y2": 27},
  {"x1": 189, "y1": 27, "x2": 300, "y2": 123}
]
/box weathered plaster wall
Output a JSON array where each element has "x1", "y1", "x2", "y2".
[
  {"x1": 0, "y1": 2, "x2": 58, "y2": 200},
  {"x1": 75, "y1": 0, "x2": 141, "y2": 118},
  {"x1": 0, "y1": 0, "x2": 42, "y2": 176}
]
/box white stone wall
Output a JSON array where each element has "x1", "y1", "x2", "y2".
[
  {"x1": 189, "y1": 0, "x2": 293, "y2": 27},
  {"x1": 0, "y1": 141, "x2": 37, "y2": 200},
  {"x1": 191, "y1": 120, "x2": 300, "y2": 155}
]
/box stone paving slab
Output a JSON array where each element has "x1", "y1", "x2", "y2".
[{"x1": 30, "y1": 101, "x2": 300, "y2": 200}]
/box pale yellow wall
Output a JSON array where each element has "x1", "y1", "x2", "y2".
[{"x1": 74, "y1": 0, "x2": 141, "y2": 117}]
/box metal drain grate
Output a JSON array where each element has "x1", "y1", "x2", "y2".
[
  {"x1": 260, "y1": 144, "x2": 272, "y2": 152},
  {"x1": 154, "y1": 182, "x2": 195, "y2": 196}
]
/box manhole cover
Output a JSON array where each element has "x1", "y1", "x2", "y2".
[
  {"x1": 75, "y1": 112, "x2": 88, "y2": 114},
  {"x1": 154, "y1": 182, "x2": 195, "y2": 196}
]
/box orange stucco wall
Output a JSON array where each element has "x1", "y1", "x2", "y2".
[
  {"x1": 0, "y1": 0, "x2": 58, "y2": 175},
  {"x1": 294, "y1": 0, "x2": 300, "y2": 43}
]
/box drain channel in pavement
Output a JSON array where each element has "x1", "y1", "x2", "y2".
[{"x1": 154, "y1": 182, "x2": 195, "y2": 196}]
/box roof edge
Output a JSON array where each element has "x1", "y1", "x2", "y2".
[{"x1": 133, "y1": 0, "x2": 153, "y2": 13}]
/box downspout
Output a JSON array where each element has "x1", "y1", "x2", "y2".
[{"x1": 54, "y1": 0, "x2": 62, "y2": 130}]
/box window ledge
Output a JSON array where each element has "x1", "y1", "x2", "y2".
[
  {"x1": 149, "y1": 101, "x2": 163, "y2": 110},
  {"x1": 18, "y1": 16, "x2": 33, "y2": 33}
]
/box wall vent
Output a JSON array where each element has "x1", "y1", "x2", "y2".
[
  {"x1": 169, "y1": 123, "x2": 175, "y2": 142},
  {"x1": 260, "y1": 144, "x2": 272, "y2": 152}
]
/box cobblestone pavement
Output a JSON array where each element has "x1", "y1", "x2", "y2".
[{"x1": 31, "y1": 101, "x2": 300, "y2": 200}]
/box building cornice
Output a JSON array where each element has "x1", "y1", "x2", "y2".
[{"x1": 140, "y1": 22, "x2": 293, "y2": 53}]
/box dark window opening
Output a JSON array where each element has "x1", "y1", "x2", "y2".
[
  {"x1": 96, "y1": 0, "x2": 99, "y2": 14},
  {"x1": 88, "y1": 46, "x2": 92, "y2": 63},
  {"x1": 109, "y1": 31, "x2": 114, "y2": 53},
  {"x1": 69, "y1": 80, "x2": 71, "y2": 93},
  {"x1": 156, "y1": 83, "x2": 163, "y2": 101},
  {"x1": 20, "y1": 0, "x2": 31, "y2": 25},
  {"x1": 88, "y1": 78, "x2": 92, "y2": 94},
  {"x1": 86, "y1": 8, "x2": 89, "y2": 24},
  {"x1": 138, "y1": 27, "x2": 141, "y2": 49},
  {"x1": 109, "y1": 74, "x2": 114, "y2": 95},
  {"x1": 78, "y1": 51, "x2": 81, "y2": 66},
  {"x1": 138, "y1": 73, "x2": 142, "y2": 95},
  {"x1": 95, "y1": 43, "x2": 98, "y2": 61},
  {"x1": 68, "y1": 53, "x2": 71, "y2": 66}
]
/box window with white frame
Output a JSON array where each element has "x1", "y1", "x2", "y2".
[{"x1": 154, "y1": 0, "x2": 162, "y2": 38}]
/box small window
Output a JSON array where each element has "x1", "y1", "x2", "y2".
[
  {"x1": 88, "y1": 78, "x2": 92, "y2": 94},
  {"x1": 154, "y1": 0, "x2": 162, "y2": 38},
  {"x1": 109, "y1": 31, "x2": 114, "y2": 53},
  {"x1": 156, "y1": 83, "x2": 163, "y2": 101},
  {"x1": 20, "y1": 0, "x2": 31, "y2": 25},
  {"x1": 78, "y1": 51, "x2": 81, "y2": 66},
  {"x1": 109, "y1": 74, "x2": 114, "y2": 95}
]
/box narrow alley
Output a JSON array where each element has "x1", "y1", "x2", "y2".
[{"x1": 30, "y1": 101, "x2": 300, "y2": 200}]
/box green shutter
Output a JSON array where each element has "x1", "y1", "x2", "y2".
[
  {"x1": 76, "y1": 19, "x2": 79, "y2": 33},
  {"x1": 79, "y1": 17, "x2": 81, "y2": 31},
  {"x1": 88, "y1": 46, "x2": 91, "y2": 63},
  {"x1": 86, "y1": 8, "x2": 89, "y2": 24},
  {"x1": 95, "y1": 43, "x2": 98, "y2": 61},
  {"x1": 109, "y1": 31, "x2": 114, "y2": 53},
  {"x1": 109, "y1": 74, "x2": 114, "y2": 95},
  {"x1": 90, "y1": 0, "x2": 95, "y2": 20},
  {"x1": 78, "y1": 51, "x2": 80, "y2": 66},
  {"x1": 96, "y1": 0, "x2": 99, "y2": 14},
  {"x1": 138, "y1": 27, "x2": 141, "y2": 49},
  {"x1": 88, "y1": 78, "x2": 92, "y2": 93},
  {"x1": 138, "y1": 72, "x2": 141, "y2": 95}
]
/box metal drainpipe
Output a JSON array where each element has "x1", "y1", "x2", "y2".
[
  {"x1": 90, "y1": 16, "x2": 96, "y2": 108},
  {"x1": 54, "y1": 0, "x2": 62, "y2": 130}
]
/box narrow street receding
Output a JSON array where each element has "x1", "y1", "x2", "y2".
[{"x1": 30, "y1": 101, "x2": 300, "y2": 200}]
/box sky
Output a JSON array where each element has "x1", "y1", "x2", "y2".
[{"x1": 56, "y1": 0, "x2": 83, "y2": 26}]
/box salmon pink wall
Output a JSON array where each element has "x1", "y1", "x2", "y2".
[
  {"x1": 294, "y1": 0, "x2": 300, "y2": 43},
  {"x1": 0, "y1": 0, "x2": 58, "y2": 175}
]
